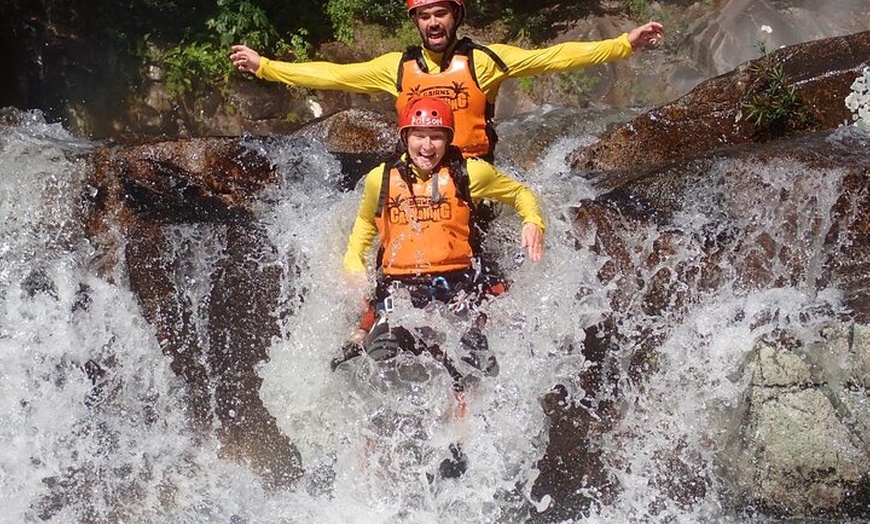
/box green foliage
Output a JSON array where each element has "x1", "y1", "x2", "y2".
[
  {"x1": 463, "y1": 0, "x2": 605, "y2": 43},
  {"x1": 558, "y1": 69, "x2": 600, "y2": 102},
  {"x1": 281, "y1": 29, "x2": 313, "y2": 62},
  {"x1": 516, "y1": 69, "x2": 600, "y2": 106},
  {"x1": 206, "y1": 0, "x2": 279, "y2": 50},
  {"x1": 517, "y1": 76, "x2": 535, "y2": 94},
  {"x1": 394, "y1": 23, "x2": 422, "y2": 49},
  {"x1": 152, "y1": 42, "x2": 233, "y2": 98},
  {"x1": 742, "y1": 48, "x2": 817, "y2": 140},
  {"x1": 325, "y1": 0, "x2": 360, "y2": 44},
  {"x1": 204, "y1": 0, "x2": 313, "y2": 60},
  {"x1": 548, "y1": 69, "x2": 601, "y2": 106},
  {"x1": 325, "y1": 0, "x2": 405, "y2": 44},
  {"x1": 153, "y1": 0, "x2": 314, "y2": 98},
  {"x1": 502, "y1": 8, "x2": 548, "y2": 45},
  {"x1": 355, "y1": 1, "x2": 405, "y2": 25},
  {"x1": 621, "y1": 0, "x2": 650, "y2": 20}
]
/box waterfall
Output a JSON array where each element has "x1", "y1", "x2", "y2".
[{"x1": 0, "y1": 99, "x2": 867, "y2": 523}]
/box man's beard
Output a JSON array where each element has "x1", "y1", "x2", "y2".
[{"x1": 420, "y1": 26, "x2": 456, "y2": 53}]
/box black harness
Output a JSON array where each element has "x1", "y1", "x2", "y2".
[{"x1": 374, "y1": 146, "x2": 474, "y2": 218}]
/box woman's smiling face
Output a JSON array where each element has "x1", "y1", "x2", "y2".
[{"x1": 404, "y1": 127, "x2": 450, "y2": 173}]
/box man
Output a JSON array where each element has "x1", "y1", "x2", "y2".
[
  {"x1": 230, "y1": 0, "x2": 664, "y2": 160},
  {"x1": 334, "y1": 96, "x2": 544, "y2": 376}
]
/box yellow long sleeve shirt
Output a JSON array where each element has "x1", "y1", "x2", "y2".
[
  {"x1": 343, "y1": 157, "x2": 545, "y2": 274},
  {"x1": 257, "y1": 35, "x2": 634, "y2": 102}
]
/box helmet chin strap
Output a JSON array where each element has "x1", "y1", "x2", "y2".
[{"x1": 454, "y1": 5, "x2": 464, "y2": 26}]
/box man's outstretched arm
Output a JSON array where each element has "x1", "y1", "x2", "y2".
[{"x1": 230, "y1": 44, "x2": 401, "y2": 95}]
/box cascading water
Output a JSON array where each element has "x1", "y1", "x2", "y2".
[{"x1": 0, "y1": 67, "x2": 868, "y2": 523}]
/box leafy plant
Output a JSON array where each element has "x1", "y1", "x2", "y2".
[
  {"x1": 153, "y1": 42, "x2": 232, "y2": 98},
  {"x1": 153, "y1": 0, "x2": 314, "y2": 99},
  {"x1": 394, "y1": 22, "x2": 422, "y2": 49},
  {"x1": 355, "y1": 1, "x2": 405, "y2": 26},
  {"x1": 280, "y1": 29, "x2": 313, "y2": 62},
  {"x1": 206, "y1": 0, "x2": 280, "y2": 50},
  {"x1": 325, "y1": 0, "x2": 406, "y2": 44},
  {"x1": 325, "y1": 0, "x2": 360, "y2": 44},
  {"x1": 517, "y1": 76, "x2": 535, "y2": 94},
  {"x1": 742, "y1": 46, "x2": 817, "y2": 140},
  {"x1": 622, "y1": 0, "x2": 650, "y2": 20}
]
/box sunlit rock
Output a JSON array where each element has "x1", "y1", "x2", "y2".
[
  {"x1": 62, "y1": 33, "x2": 870, "y2": 520},
  {"x1": 575, "y1": 130, "x2": 870, "y2": 322},
  {"x1": 570, "y1": 31, "x2": 870, "y2": 173},
  {"x1": 726, "y1": 325, "x2": 870, "y2": 516},
  {"x1": 562, "y1": 123, "x2": 870, "y2": 517},
  {"x1": 685, "y1": 0, "x2": 870, "y2": 78}
]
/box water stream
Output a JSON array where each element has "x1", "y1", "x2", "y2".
[{"x1": 0, "y1": 82, "x2": 867, "y2": 523}]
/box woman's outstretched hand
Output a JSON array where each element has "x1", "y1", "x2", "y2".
[{"x1": 521, "y1": 223, "x2": 544, "y2": 262}]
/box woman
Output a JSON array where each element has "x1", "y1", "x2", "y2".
[
  {"x1": 336, "y1": 96, "x2": 545, "y2": 373},
  {"x1": 336, "y1": 96, "x2": 545, "y2": 479}
]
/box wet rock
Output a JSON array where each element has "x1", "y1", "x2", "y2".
[
  {"x1": 570, "y1": 31, "x2": 870, "y2": 173},
  {"x1": 288, "y1": 107, "x2": 395, "y2": 187},
  {"x1": 560, "y1": 126, "x2": 870, "y2": 517},
  {"x1": 292, "y1": 107, "x2": 394, "y2": 155},
  {"x1": 686, "y1": 0, "x2": 870, "y2": 79},
  {"x1": 530, "y1": 384, "x2": 617, "y2": 522},
  {"x1": 21, "y1": 268, "x2": 58, "y2": 299},
  {"x1": 85, "y1": 136, "x2": 303, "y2": 489},
  {"x1": 530, "y1": 323, "x2": 622, "y2": 521},
  {"x1": 725, "y1": 325, "x2": 870, "y2": 517},
  {"x1": 575, "y1": 130, "x2": 870, "y2": 323},
  {"x1": 494, "y1": 106, "x2": 644, "y2": 171},
  {"x1": 80, "y1": 112, "x2": 397, "y2": 491}
]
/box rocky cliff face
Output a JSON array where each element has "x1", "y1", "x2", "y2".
[{"x1": 524, "y1": 127, "x2": 868, "y2": 519}]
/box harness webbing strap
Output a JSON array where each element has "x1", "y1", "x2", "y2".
[
  {"x1": 374, "y1": 151, "x2": 472, "y2": 218},
  {"x1": 375, "y1": 156, "x2": 406, "y2": 217},
  {"x1": 454, "y1": 37, "x2": 510, "y2": 81},
  {"x1": 396, "y1": 38, "x2": 509, "y2": 93}
]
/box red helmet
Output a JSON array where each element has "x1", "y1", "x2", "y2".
[
  {"x1": 399, "y1": 97, "x2": 455, "y2": 140},
  {"x1": 406, "y1": 0, "x2": 465, "y2": 25}
]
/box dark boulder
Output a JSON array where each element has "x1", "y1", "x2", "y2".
[{"x1": 86, "y1": 136, "x2": 301, "y2": 489}]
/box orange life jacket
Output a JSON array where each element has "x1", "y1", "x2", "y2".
[
  {"x1": 396, "y1": 37, "x2": 509, "y2": 160},
  {"x1": 374, "y1": 156, "x2": 475, "y2": 276}
]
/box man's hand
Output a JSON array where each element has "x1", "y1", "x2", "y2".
[
  {"x1": 230, "y1": 45, "x2": 261, "y2": 74},
  {"x1": 628, "y1": 21, "x2": 665, "y2": 51},
  {"x1": 521, "y1": 223, "x2": 544, "y2": 262}
]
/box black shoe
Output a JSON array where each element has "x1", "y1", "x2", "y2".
[
  {"x1": 438, "y1": 443, "x2": 468, "y2": 479},
  {"x1": 460, "y1": 328, "x2": 499, "y2": 376},
  {"x1": 330, "y1": 342, "x2": 364, "y2": 371},
  {"x1": 363, "y1": 321, "x2": 398, "y2": 361}
]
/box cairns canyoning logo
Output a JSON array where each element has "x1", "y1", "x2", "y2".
[
  {"x1": 387, "y1": 195, "x2": 452, "y2": 225},
  {"x1": 407, "y1": 82, "x2": 470, "y2": 111}
]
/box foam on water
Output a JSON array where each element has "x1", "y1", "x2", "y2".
[{"x1": 1, "y1": 92, "x2": 867, "y2": 522}]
